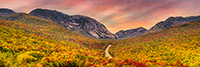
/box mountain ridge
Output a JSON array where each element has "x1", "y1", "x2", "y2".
[
  {"x1": 29, "y1": 8, "x2": 116, "y2": 39},
  {"x1": 0, "y1": 8, "x2": 15, "y2": 16},
  {"x1": 115, "y1": 27, "x2": 147, "y2": 39},
  {"x1": 145, "y1": 15, "x2": 200, "y2": 34},
  {"x1": 115, "y1": 15, "x2": 200, "y2": 39}
]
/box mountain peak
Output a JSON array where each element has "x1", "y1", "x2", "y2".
[
  {"x1": 0, "y1": 8, "x2": 15, "y2": 16},
  {"x1": 29, "y1": 8, "x2": 69, "y2": 18},
  {"x1": 165, "y1": 16, "x2": 175, "y2": 21},
  {"x1": 30, "y1": 8, "x2": 62, "y2": 13},
  {"x1": 165, "y1": 16, "x2": 185, "y2": 22},
  {"x1": 137, "y1": 27, "x2": 146, "y2": 29}
]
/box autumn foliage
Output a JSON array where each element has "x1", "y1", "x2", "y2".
[{"x1": 0, "y1": 14, "x2": 199, "y2": 66}]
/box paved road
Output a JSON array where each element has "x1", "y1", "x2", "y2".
[{"x1": 105, "y1": 44, "x2": 112, "y2": 59}]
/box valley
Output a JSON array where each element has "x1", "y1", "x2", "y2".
[{"x1": 0, "y1": 8, "x2": 199, "y2": 67}]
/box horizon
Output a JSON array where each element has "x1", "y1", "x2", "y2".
[{"x1": 1, "y1": 0, "x2": 200, "y2": 33}]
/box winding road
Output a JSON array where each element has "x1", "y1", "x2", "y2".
[{"x1": 105, "y1": 44, "x2": 112, "y2": 59}]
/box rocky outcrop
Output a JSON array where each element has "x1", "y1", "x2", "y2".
[
  {"x1": 0, "y1": 8, "x2": 15, "y2": 16},
  {"x1": 115, "y1": 27, "x2": 147, "y2": 39},
  {"x1": 146, "y1": 16, "x2": 200, "y2": 34},
  {"x1": 29, "y1": 8, "x2": 116, "y2": 39}
]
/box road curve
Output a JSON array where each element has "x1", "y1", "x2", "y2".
[{"x1": 105, "y1": 44, "x2": 112, "y2": 59}]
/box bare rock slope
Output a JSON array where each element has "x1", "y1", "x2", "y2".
[{"x1": 29, "y1": 9, "x2": 116, "y2": 39}]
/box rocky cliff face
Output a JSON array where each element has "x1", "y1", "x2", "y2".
[
  {"x1": 29, "y1": 9, "x2": 116, "y2": 39},
  {"x1": 146, "y1": 16, "x2": 200, "y2": 34},
  {"x1": 0, "y1": 8, "x2": 15, "y2": 16},
  {"x1": 115, "y1": 27, "x2": 147, "y2": 39}
]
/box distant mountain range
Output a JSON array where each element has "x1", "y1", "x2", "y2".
[
  {"x1": 0, "y1": 8, "x2": 200, "y2": 39},
  {"x1": 145, "y1": 16, "x2": 200, "y2": 34},
  {"x1": 115, "y1": 15, "x2": 200, "y2": 39},
  {"x1": 115, "y1": 27, "x2": 147, "y2": 39}
]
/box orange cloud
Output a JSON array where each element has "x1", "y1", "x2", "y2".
[{"x1": 1, "y1": 0, "x2": 200, "y2": 33}]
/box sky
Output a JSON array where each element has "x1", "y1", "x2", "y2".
[{"x1": 1, "y1": 0, "x2": 200, "y2": 33}]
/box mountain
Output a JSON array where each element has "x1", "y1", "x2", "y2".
[
  {"x1": 0, "y1": 19, "x2": 107, "y2": 67},
  {"x1": 0, "y1": 13, "x2": 109, "y2": 48},
  {"x1": 0, "y1": 8, "x2": 15, "y2": 16},
  {"x1": 0, "y1": 13, "x2": 54, "y2": 26},
  {"x1": 115, "y1": 27, "x2": 147, "y2": 39},
  {"x1": 111, "y1": 20, "x2": 200, "y2": 67},
  {"x1": 29, "y1": 8, "x2": 116, "y2": 39},
  {"x1": 146, "y1": 16, "x2": 200, "y2": 34}
]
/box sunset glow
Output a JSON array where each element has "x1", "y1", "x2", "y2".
[{"x1": 1, "y1": 0, "x2": 200, "y2": 33}]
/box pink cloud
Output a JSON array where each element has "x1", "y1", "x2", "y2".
[{"x1": 1, "y1": 0, "x2": 200, "y2": 33}]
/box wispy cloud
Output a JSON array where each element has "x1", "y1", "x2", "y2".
[{"x1": 1, "y1": 0, "x2": 200, "y2": 33}]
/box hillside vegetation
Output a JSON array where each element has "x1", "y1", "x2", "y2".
[
  {"x1": 110, "y1": 20, "x2": 200, "y2": 66},
  {"x1": 0, "y1": 14, "x2": 146, "y2": 67},
  {"x1": 0, "y1": 13, "x2": 110, "y2": 48},
  {"x1": 0, "y1": 19, "x2": 116, "y2": 67},
  {"x1": 0, "y1": 13, "x2": 199, "y2": 66}
]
